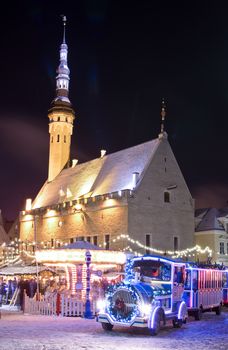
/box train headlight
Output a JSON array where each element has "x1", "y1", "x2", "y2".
[
  {"x1": 97, "y1": 299, "x2": 107, "y2": 313},
  {"x1": 139, "y1": 302, "x2": 152, "y2": 316}
]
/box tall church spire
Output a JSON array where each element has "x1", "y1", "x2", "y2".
[
  {"x1": 159, "y1": 98, "x2": 167, "y2": 139},
  {"x1": 48, "y1": 16, "x2": 75, "y2": 182},
  {"x1": 55, "y1": 15, "x2": 70, "y2": 104}
]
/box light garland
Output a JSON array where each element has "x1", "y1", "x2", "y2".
[{"x1": 111, "y1": 234, "x2": 212, "y2": 258}]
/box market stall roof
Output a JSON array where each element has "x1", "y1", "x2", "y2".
[{"x1": 0, "y1": 265, "x2": 55, "y2": 276}]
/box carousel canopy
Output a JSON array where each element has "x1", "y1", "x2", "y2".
[{"x1": 60, "y1": 241, "x2": 101, "y2": 250}]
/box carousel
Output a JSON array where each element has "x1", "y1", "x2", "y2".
[{"x1": 35, "y1": 241, "x2": 126, "y2": 300}]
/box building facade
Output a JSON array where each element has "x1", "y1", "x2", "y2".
[
  {"x1": 19, "y1": 19, "x2": 195, "y2": 255},
  {"x1": 195, "y1": 207, "x2": 228, "y2": 265}
]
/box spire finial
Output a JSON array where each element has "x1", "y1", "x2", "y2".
[
  {"x1": 61, "y1": 15, "x2": 67, "y2": 43},
  {"x1": 160, "y1": 98, "x2": 166, "y2": 134}
]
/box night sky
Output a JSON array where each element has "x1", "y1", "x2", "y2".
[{"x1": 1, "y1": 0, "x2": 228, "y2": 220}]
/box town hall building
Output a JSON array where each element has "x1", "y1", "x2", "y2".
[{"x1": 19, "y1": 19, "x2": 195, "y2": 255}]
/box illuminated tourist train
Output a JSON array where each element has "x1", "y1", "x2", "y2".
[
  {"x1": 97, "y1": 255, "x2": 188, "y2": 336},
  {"x1": 183, "y1": 263, "x2": 228, "y2": 319}
]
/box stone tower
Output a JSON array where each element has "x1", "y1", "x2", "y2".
[{"x1": 48, "y1": 16, "x2": 75, "y2": 182}]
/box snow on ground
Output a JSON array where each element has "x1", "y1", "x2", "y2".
[{"x1": 0, "y1": 308, "x2": 228, "y2": 350}]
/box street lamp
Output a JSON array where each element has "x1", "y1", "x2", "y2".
[{"x1": 84, "y1": 250, "x2": 94, "y2": 319}]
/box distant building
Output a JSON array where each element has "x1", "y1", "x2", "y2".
[
  {"x1": 0, "y1": 210, "x2": 9, "y2": 245},
  {"x1": 19, "y1": 19, "x2": 195, "y2": 255},
  {"x1": 195, "y1": 207, "x2": 228, "y2": 265}
]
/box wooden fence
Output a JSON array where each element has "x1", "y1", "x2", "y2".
[{"x1": 24, "y1": 293, "x2": 97, "y2": 317}]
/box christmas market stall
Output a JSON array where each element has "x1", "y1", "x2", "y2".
[
  {"x1": 35, "y1": 241, "x2": 126, "y2": 301},
  {"x1": 0, "y1": 263, "x2": 55, "y2": 307}
]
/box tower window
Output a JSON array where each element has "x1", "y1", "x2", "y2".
[
  {"x1": 64, "y1": 135, "x2": 66, "y2": 143},
  {"x1": 164, "y1": 191, "x2": 170, "y2": 203},
  {"x1": 51, "y1": 136, "x2": 53, "y2": 143},
  {"x1": 57, "y1": 134, "x2": 60, "y2": 142}
]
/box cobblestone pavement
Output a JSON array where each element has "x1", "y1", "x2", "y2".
[{"x1": 0, "y1": 308, "x2": 228, "y2": 350}]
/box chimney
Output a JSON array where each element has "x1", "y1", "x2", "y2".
[
  {"x1": 132, "y1": 172, "x2": 139, "y2": 189},
  {"x1": 72, "y1": 159, "x2": 78, "y2": 168},
  {"x1": 101, "y1": 149, "x2": 106, "y2": 158},
  {"x1": 25, "y1": 198, "x2": 32, "y2": 211}
]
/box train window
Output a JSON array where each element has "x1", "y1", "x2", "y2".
[
  {"x1": 192, "y1": 270, "x2": 198, "y2": 290},
  {"x1": 174, "y1": 266, "x2": 185, "y2": 284},
  {"x1": 185, "y1": 270, "x2": 191, "y2": 289}
]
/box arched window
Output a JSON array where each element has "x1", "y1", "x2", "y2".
[
  {"x1": 164, "y1": 191, "x2": 170, "y2": 203},
  {"x1": 51, "y1": 136, "x2": 53, "y2": 143},
  {"x1": 57, "y1": 134, "x2": 60, "y2": 142},
  {"x1": 64, "y1": 135, "x2": 66, "y2": 143}
]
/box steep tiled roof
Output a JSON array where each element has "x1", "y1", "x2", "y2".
[
  {"x1": 32, "y1": 138, "x2": 160, "y2": 209},
  {"x1": 195, "y1": 208, "x2": 225, "y2": 232}
]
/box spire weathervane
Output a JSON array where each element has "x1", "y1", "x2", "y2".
[{"x1": 160, "y1": 98, "x2": 166, "y2": 134}]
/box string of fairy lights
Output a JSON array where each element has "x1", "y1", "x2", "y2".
[{"x1": 0, "y1": 233, "x2": 213, "y2": 264}]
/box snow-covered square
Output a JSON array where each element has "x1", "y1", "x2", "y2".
[{"x1": 0, "y1": 308, "x2": 228, "y2": 350}]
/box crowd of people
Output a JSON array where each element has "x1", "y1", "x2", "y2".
[{"x1": 0, "y1": 277, "x2": 18, "y2": 306}]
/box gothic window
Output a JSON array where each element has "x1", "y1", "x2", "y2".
[
  {"x1": 93, "y1": 236, "x2": 98, "y2": 246},
  {"x1": 57, "y1": 134, "x2": 60, "y2": 142},
  {"x1": 105, "y1": 234, "x2": 110, "y2": 250},
  {"x1": 164, "y1": 191, "x2": 170, "y2": 203},
  {"x1": 174, "y1": 236, "x2": 179, "y2": 252},
  {"x1": 220, "y1": 242, "x2": 225, "y2": 255},
  {"x1": 145, "y1": 234, "x2": 151, "y2": 254}
]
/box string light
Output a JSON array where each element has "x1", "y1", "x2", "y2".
[{"x1": 109, "y1": 234, "x2": 212, "y2": 257}]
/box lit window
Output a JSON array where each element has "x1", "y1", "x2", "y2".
[
  {"x1": 220, "y1": 242, "x2": 225, "y2": 255},
  {"x1": 164, "y1": 191, "x2": 170, "y2": 203}
]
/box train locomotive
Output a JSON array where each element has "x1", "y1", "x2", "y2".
[{"x1": 97, "y1": 255, "x2": 188, "y2": 335}]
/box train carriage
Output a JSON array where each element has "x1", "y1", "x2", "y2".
[
  {"x1": 183, "y1": 263, "x2": 226, "y2": 320},
  {"x1": 223, "y1": 269, "x2": 228, "y2": 306}
]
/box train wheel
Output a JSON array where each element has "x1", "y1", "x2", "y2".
[
  {"x1": 194, "y1": 309, "x2": 202, "y2": 321},
  {"x1": 172, "y1": 318, "x2": 183, "y2": 328},
  {"x1": 215, "y1": 305, "x2": 221, "y2": 315},
  {"x1": 101, "y1": 322, "x2": 113, "y2": 331},
  {"x1": 149, "y1": 313, "x2": 161, "y2": 336}
]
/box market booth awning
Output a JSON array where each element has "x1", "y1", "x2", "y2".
[{"x1": 0, "y1": 265, "x2": 55, "y2": 276}]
